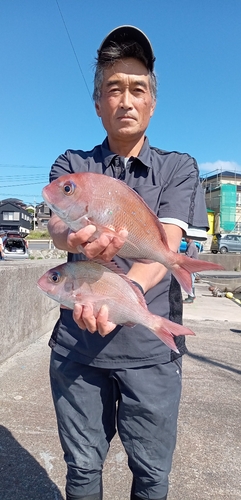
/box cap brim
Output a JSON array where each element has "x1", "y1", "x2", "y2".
[{"x1": 98, "y1": 25, "x2": 155, "y2": 71}]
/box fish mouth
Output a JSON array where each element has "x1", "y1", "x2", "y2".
[
  {"x1": 43, "y1": 196, "x2": 69, "y2": 221},
  {"x1": 37, "y1": 283, "x2": 63, "y2": 304},
  {"x1": 37, "y1": 282, "x2": 44, "y2": 292},
  {"x1": 42, "y1": 188, "x2": 71, "y2": 221},
  {"x1": 42, "y1": 196, "x2": 89, "y2": 231}
]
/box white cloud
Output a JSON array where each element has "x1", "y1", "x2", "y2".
[{"x1": 199, "y1": 160, "x2": 241, "y2": 176}]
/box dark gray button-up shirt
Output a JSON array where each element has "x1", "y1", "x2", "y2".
[{"x1": 49, "y1": 137, "x2": 208, "y2": 367}]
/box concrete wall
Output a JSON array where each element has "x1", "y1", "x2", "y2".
[
  {"x1": 1, "y1": 254, "x2": 240, "y2": 365},
  {"x1": 199, "y1": 252, "x2": 241, "y2": 271},
  {"x1": 0, "y1": 260, "x2": 64, "y2": 364}
]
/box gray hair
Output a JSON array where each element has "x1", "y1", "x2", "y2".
[{"x1": 93, "y1": 41, "x2": 157, "y2": 102}]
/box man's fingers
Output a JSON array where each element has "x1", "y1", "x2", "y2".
[
  {"x1": 72, "y1": 303, "x2": 86, "y2": 329},
  {"x1": 72, "y1": 303, "x2": 117, "y2": 337},
  {"x1": 81, "y1": 303, "x2": 97, "y2": 333},
  {"x1": 96, "y1": 305, "x2": 116, "y2": 336},
  {"x1": 66, "y1": 225, "x2": 128, "y2": 260},
  {"x1": 84, "y1": 229, "x2": 128, "y2": 261},
  {"x1": 83, "y1": 233, "x2": 114, "y2": 259},
  {"x1": 67, "y1": 225, "x2": 97, "y2": 252},
  {"x1": 73, "y1": 303, "x2": 97, "y2": 333}
]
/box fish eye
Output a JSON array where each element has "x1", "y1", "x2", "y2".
[
  {"x1": 63, "y1": 181, "x2": 75, "y2": 196},
  {"x1": 50, "y1": 271, "x2": 61, "y2": 283}
]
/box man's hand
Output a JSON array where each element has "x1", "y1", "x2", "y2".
[
  {"x1": 72, "y1": 303, "x2": 117, "y2": 336},
  {"x1": 48, "y1": 214, "x2": 128, "y2": 262},
  {"x1": 67, "y1": 225, "x2": 128, "y2": 261}
]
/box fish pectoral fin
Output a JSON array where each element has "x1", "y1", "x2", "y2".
[
  {"x1": 72, "y1": 293, "x2": 84, "y2": 303},
  {"x1": 68, "y1": 214, "x2": 90, "y2": 232},
  {"x1": 124, "y1": 321, "x2": 136, "y2": 328}
]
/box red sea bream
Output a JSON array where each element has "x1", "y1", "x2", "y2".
[{"x1": 37, "y1": 260, "x2": 195, "y2": 353}]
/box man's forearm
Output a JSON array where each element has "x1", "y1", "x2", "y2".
[
  {"x1": 127, "y1": 261, "x2": 168, "y2": 294},
  {"x1": 127, "y1": 223, "x2": 183, "y2": 293},
  {"x1": 48, "y1": 214, "x2": 73, "y2": 252}
]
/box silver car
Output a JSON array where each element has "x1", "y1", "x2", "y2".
[
  {"x1": 211, "y1": 233, "x2": 241, "y2": 254},
  {"x1": 2, "y1": 231, "x2": 29, "y2": 260}
]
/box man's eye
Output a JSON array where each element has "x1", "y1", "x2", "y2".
[
  {"x1": 109, "y1": 87, "x2": 120, "y2": 94},
  {"x1": 134, "y1": 87, "x2": 145, "y2": 93}
]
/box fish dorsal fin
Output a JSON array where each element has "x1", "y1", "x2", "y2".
[
  {"x1": 112, "y1": 179, "x2": 170, "y2": 250},
  {"x1": 93, "y1": 259, "x2": 148, "y2": 310},
  {"x1": 92, "y1": 259, "x2": 126, "y2": 276},
  {"x1": 120, "y1": 275, "x2": 148, "y2": 310}
]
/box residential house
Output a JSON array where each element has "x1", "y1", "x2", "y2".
[
  {"x1": 36, "y1": 201, "x2": 51, "y2": 230},
  {"x1": 0, "y1": 200, "x2": 32, "y2": 234}
]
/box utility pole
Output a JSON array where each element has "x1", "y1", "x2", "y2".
[{"x1": 33, "y1": 200, "x2": 36, "y2": 231}]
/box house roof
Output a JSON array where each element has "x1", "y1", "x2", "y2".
[
  {"x1": 201, "y1": 170, "x2": 241, "y2": 181},
  {"x1": 0, "y1": 201, "x2": 32, "y2": 215}
]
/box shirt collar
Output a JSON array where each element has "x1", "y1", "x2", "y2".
[{"x1": 100, "y1": 136, "x2": 152, "y2": 170}]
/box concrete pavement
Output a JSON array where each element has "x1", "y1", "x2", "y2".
[{"x1": 0, "y1": 280, "x2": 241, "y2": 499}]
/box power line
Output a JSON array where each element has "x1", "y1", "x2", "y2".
[
  {"x1": 0, "y1": 164, "x2": 48, "y2": 169},
  {"x1": 0, "y1": 181, "x2": 47, "y2": 188},
  {"x1": 55, "y1": 0, "x2": 93, "y2": 103},
  {"x1": 0, "y1": 194, "x2": 43, "y2": 198},
  {"x1": 0, "y1": 177, "x2": 47, "y2": 182}
]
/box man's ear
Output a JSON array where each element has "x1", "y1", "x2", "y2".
[{"x1": 95, "y1": 101, "x2": 101, "y2": 117}]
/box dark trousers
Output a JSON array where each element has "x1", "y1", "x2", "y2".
[{"x1": 50, "y1": 351, "x2": 182, "y2": 499}]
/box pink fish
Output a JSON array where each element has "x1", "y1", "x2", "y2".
[
  {"x1": 37, "y1": 260, "x2": 195, "y2": 353},
  {"x1": 42, "y1": 172, "x2": 224, "y2": 294}
]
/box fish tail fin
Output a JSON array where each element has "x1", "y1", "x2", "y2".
[
  {"x1": 151, "y1": 316, "x2": 195, "y2": 353},
  {"x1": 171, "y1": 267, "x2": 193, "y2": 295},
  {"x1": 172, "y1": 254, "x2": 224, "y2": 294}
]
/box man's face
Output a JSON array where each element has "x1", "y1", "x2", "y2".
[{"x1": 95, "y1": 58, "x2": 156, "y2": 145}]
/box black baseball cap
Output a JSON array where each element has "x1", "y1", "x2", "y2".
[{"x1": 98, "y1": 25, "x2": 156, "y2": 72}]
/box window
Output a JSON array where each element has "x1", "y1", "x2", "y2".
[
  {"x1": 3, "y1": 211, "x2": 20, "y2": 221},
  {"x1": 237, "y1": 193, "x2": 241, "y2": 206},
  {"x1": 235, "y1": 222, "x2": 241, "y2": 232},
  {"x1": 40, "y1": 219, "x2": 49, "y2": 226}
]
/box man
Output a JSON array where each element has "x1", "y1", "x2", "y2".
[
  {"x1": 183, "y1": 237, "x2": 199, "y2": 304},
  {"x1": 0, "y1": 234, "x2": 3, "y2": 259},
  {"x1": 48, "y1": 26, "x2": 208, "y2": 500}
]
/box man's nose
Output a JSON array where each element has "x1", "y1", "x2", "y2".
[{"x1": 120, "y1": 90, "x2": 133, "y2": 109}]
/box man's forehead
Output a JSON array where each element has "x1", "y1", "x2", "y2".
[
  {"x1": 103, "y1": 58, "x2": 149, "y2": 81},
  {"x1": 104, "y1": 76, "x2": 149, "y2": 89}
]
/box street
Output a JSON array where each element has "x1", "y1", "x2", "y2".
[{"x1": 27, "y1": 240, "x2": 54, "y2": 251}]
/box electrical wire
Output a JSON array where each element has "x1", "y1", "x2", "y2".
[
  {"x1": 0, "y1": 181, "x2": 47, "y2": 188},
  {"x1": 54, "y1": 0, "x2": 93, "y2": 103}
]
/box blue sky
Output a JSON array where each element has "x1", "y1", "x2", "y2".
[{"x1": 1, "y1": 0, "x2": 241, "y2": 204}]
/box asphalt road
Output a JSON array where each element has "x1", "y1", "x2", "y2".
[{"x1": 28, "y1": 240, "x2": 54, "y2": 251}]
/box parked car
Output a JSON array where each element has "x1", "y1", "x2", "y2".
[
  {"x1": 2, "y1": 231, "x2": 29, "y2": 260},
  {"x1": 211, "y1": 233, "x2": 241, "y2": 254},
  {"x1": 179, "y1": 238, "x2": 203, "y2": 253}
]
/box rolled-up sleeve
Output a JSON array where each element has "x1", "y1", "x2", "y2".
[{"x1": 157, "y1": 154, "x2": 209, "y2": 230}]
